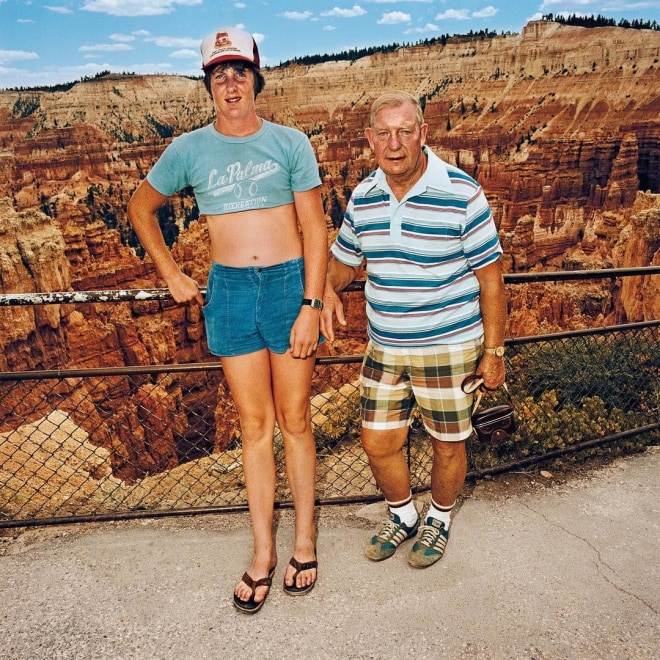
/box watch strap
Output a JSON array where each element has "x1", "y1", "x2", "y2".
[
  {"x1": 302, "y1": 298, "x2": 324, "y2": 310},
  {"x1": 484, "y1": 346, "x2": 506, "y2": 357}
]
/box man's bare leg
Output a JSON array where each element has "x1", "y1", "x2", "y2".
[
  {"x1": 430, "y1": 439, "x2": 467, "y2": 509},
  {"x1": 361, "y1": 426, "x2": 411, "y2": 502},
  {"x1": 222, "y1": 350, "x2": 278, "y2": 605},
  {"x1": 271, "y1": 350, "x2": 317, "y2": 591}
]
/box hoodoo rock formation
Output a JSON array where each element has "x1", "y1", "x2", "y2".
[{"x1": 0, "y1": 21, "x2": 658, "y2": 483}]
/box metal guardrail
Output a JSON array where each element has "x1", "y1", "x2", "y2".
[
  {"x1": 0, "y1": 268, "x2": 658, "y2": 528},
  {"x1": 1, "y1": 266, "x2": 658, "y2": 306}
]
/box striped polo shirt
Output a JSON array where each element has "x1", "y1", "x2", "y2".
[{"x1": 331, "y1": 146, "x2": 502, "y2": 347}]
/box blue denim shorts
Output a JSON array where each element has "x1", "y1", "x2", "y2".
[{"x1": 203, "y1": 257, "x2": 320, "y2": 357}]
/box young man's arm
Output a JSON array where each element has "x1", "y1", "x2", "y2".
[
  {"x1": 127, "y1": 180, "x2": 204, "y2": 306},
  {"x1": 290, "y1": 187, "x2": 328, "y2": 358}
]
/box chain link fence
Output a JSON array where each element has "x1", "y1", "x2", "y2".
[{"x1": 0, "y1": 278, "x2": 658, "y2": 528}]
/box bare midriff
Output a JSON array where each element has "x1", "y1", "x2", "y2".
[{"x1": 207, "y1": 203, "x2": 303, "y2": 267}]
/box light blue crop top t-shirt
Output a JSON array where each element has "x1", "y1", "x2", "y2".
[{"x1": 147, "y1": 120, "x2": 321, "y2": 215}]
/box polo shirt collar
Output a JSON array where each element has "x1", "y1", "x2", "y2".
[{"x1": 369, "y1": 146, "x2": 453, "y2": 199}]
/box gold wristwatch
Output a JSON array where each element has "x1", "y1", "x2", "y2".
[{"x1": 483, "y1": 346, "x2": 505, "y2": 357}]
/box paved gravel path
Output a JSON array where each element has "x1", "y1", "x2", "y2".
[{"x1": 1, "y1": 448, "x2": 658, "y2": 659}]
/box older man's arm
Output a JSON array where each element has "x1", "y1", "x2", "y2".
[
  {"x1": 320, "y1": 256, "x2": 361, "y2": 342},
  {"x1": 474, "y1": 258, "x2": 507, "y2": 389}
]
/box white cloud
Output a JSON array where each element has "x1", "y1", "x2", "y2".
[
  {"x1": 81, "y1": 0, "x2": 202, "y2": 18},
  {"x1": 378, "y1": 11, "x2": 411, "y2": 24},
  {"x1": 320, "y1": 5, "x2": 367, "y2": 18},
  {"x1": 473, "y1": 5, "x2": 498, "y2": 19},
  {"x1": 436, "y1": 9, "x2": 470, "y2": 20},
  {"x1": 170, "y1": 49, "x2": 199, "y2": 59},
  {"x1": 539, "y1": 0, "x2": 590, "y2": 7},
  {"x1": 148, "y1": 36, "x2": 201, "y2": 48},
  {"x1": 282, "y1": 11, "x2": 314, "y2": 20},
  {"x1": 110, "y1": 33, "x2": 136, "y2": 42},
  {"x1": 0, "y1": 63, "x2": 106, "y2": 89},
  {"x1": 79, "y1": 43, "x2": 134, "y2": 52},
  {"x1": 404, "y1": 22, "x2": 440, "y2": 33},
  {"x1": 45, "y1": 6, "x2": 74, "y2": 14},
  {"x1": 323, "y1": 25, "x2": 337, "y2": 31},
  {"x1": 0, "y1": 50, "x2": 39, "y2": 64},
  {"x1": 538, "y1": 0, "x2": 617, "y2": 7},
  {"x1": 234, "y1": 1, "x2": 246, "y2": 7}
]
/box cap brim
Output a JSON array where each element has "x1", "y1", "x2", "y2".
[{"x1": 202, "y1": 55, "x2": 258, "y2": 71}]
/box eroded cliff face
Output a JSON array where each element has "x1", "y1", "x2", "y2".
[
  {"x1": 0, "y1": 21, "x2": 658, "y2": 354},
  {"x1": 0, "y1": 201, "x2": 221, "y2": 479},
  {"x1": 0, "y1": 22, "x2": 659, "y2": 480}
]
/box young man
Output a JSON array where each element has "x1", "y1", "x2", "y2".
[
  {"x1": 128, "y1": 28, "x2": 326, "y2": 611},
  {"x1": 321, "y1": 91, "x2": 506, "y2": 568}
]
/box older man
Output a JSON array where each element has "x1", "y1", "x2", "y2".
[{"x1": 321, "y1": 91, "x2": 506, "y2": 568}]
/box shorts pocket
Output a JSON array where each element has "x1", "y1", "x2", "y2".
[
  {"x1": 202, "y1": 271, "x2": 215, "y2": 310},
  {"x1": 282, "y1": 261, "x2": 305, "y2": 328}
]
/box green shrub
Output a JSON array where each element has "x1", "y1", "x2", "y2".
[{"x1": 12, "y1": 95, "x2": 40, "y2": 118}]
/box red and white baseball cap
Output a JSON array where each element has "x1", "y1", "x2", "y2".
[{"x1": 200, "y1": 27, "x2": 260, "y2": 71}]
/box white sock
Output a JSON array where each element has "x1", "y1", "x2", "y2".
[
  {"x1": 426, "y1": 499, "x2": 455, "y2": 528},
  {"x1": 387, "y1": 494, "x2": 418, "y2": 527}
]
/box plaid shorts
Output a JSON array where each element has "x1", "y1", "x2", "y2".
[{"x1": 360, "y1": 339, "x2": 482, "y2": 442}]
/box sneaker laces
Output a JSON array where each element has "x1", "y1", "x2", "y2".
[
  {"x1": 418, "y1": 522, "x2": 445, "y2": 548},
  {"x1": 377, "y1": 518, "x2": 400, "y2": 541}
]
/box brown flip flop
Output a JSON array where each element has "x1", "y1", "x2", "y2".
[
  {"x1": 283, "y1": 556, "x2": 318, "y2": 596},
  {"x1": 233, "y1": 566, "x2": 276, "y2": 613}
]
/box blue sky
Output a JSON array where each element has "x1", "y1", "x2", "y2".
[{"x1": 1, "y1": 0, "x2": 659, "y2": 89}]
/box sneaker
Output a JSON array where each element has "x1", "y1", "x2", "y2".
[
  {"x1": 407, "y1": 517, "x2": 450, "y2": 568},
  {"x1": 364, "y1": 511, "x2": 419, "y2": 561}
]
